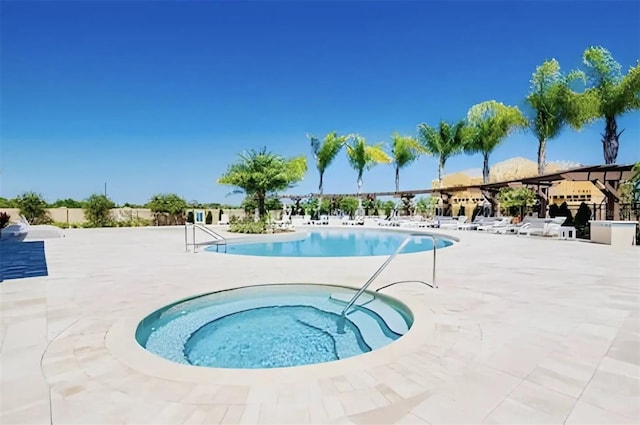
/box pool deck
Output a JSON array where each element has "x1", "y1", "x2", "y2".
[{"x1": 1, "y1": 225, "x2": 638, "y2": 424}]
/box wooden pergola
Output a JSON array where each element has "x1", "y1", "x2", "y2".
[{"x1": 280, "y1": 164, "x2": 635, "y2": 219}]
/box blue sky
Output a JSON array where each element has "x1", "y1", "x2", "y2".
[{"x1": 1, "y1": 0, "x2": 639, "y2": 206}]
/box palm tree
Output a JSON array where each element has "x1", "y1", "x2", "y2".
[
  {"x1": 308, "y1": 131, "x2": 347, "y2": 195},
  {"x1": 526, "y1": 59, "x2": 585, "y2": 175},
  {"x1": 217, "y1": 147, "x2": 307, "y2": 217},
  {"x1": 464, "y1": 101, "x2": 528, "y2": 184},
  {"x1": 345, "y1": 134, "x2": 391, "y2": 195},
  {"x1": 567, "y1": 46, "x2": 640, "y2": 164},
  {"x1": 417, "y1": 120, "x2": 467, "y2": 186},
  {"x1": 390, "y1": 133, "x2": 425, "y2": 192}
]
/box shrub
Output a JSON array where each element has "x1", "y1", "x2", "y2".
[
  {"x1": 146, "y1": 193, "x2": 187, "y2": 225},
  {"x1": 557, "y1": 202, "x2": 573, "y2": 226},
  {"x1": 574, "y1": 202, "x2": 592, "y2": 239},
  {"x1": 84, "y1": 194, "x2": 116, "y2": 227},
  {"x1": 14, "y1": 192, "x2": 52, "y2": 224},
  {"x1": 186, "y1": 211, "x2": 194, "y2": 223},
  {"x1": 0, "y1": 212, "x2": 10, "y2": 229},
  {"x1": 339, "y1": 197, "x2": 359, "y2": 218},
  {"x1": 116, "y1": 217, "x2": 153, "y2": 227},
  {"x1": 52, "y1": 221, "x2": 70, "y2": 229},
  {"x1": 548, "y1": 204, "x2": 559, "y2": 218},
  {"x1": 229, "y1": 217, "x2": 267, "y2": 234},
  {"x1": 205, "y1": 211, "x2": 213, "y2": 224}
]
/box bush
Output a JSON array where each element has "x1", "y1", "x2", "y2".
[
  {"x1": 0, "y1": 212, "x2": 10, "y2": 229},
  {"x1": 548, "y1": 204, "x2": 559, "y2": 218},
  {"x1": 186, "y1": 211, "x2": 194, "y2": 223},
  {"x1": 116, "y1": 218, "x2": 153, "y2": 227},
  {"x1": 205, "y1": 211, "x2": 213, "y2": 224},
  {"x1": 574, "y1": 202, "x2": 592, "y2": 239},
  {"x1": 229, "y1": 217, "x2": 267, "y2": 234},
  {"x1": 52, "y1": 221, "x2": 70, "y2": 229},
  {"x1": 14, "y1": 192, "x2": 52, "y2": 224},
  {"x1": 84, "y1": 194, "x2": 116, "y2": 227},
  {"x1": 557, "y1": 202, "x2": 573, "y2": 226}
]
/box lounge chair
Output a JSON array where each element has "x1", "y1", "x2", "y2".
[
  {"x1": 342, "y1": 215, "x2": 364, "y2": 225},
  {"x1": 0, "y1": 217, "x2": 29, "y2": 242},
  {"x1": 478, "y1": 217, "x2": 512, "y2": 233},
  {"x1": 517, "y1": 217, "x2": 564, "y2": 237}
]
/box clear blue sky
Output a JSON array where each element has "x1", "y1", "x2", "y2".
[{"x1": 1, "y1": 0, "x2": 639, "y2": 206}]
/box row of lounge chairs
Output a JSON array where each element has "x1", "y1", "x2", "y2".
[{"x1": 280, "y1": 214, "x2": 569, "y2": 238}]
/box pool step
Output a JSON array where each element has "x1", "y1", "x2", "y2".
[
  {"x1": 329, "y1": 292, "x2": 374, "y2": 307},
  {"x1": 329, "y1": 293, "x2": 409, "y2": 336}
]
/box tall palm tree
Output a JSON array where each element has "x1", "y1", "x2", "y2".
[
  {"x1": 464, "y1": 101, "x2": 528, "y2": 184},
  {"x1": 217, "y1": 147, "x2": 307, "y2": 217},
  {"x1": 417, "y1": 120, "x2": 467, "y2": 186},
  {"x1": 567, "y1": 46, "x2": 640, "y2": 164},
  {"x1": 526, "y1": 59, "x2": 584, "y2": 175},
  {"x1": 345, "y1": 134, "x2": 391, "y2": 195},
  {"x1": 307, "y1": 131, "x2": 347, "y2": 212},
  {"x1": 390, "y1": 133, "x2": 425, "y2": 192}
]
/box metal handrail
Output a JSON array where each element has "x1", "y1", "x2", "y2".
[
  {"x1": 337, "y1": 232, "x2": 438, "y2": 333},
  {"x1": 184, "y1": 222, "x2": 227, "y2": 253}
]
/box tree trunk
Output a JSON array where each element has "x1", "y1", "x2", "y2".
[
  {"x1": 257, "y1": 193, "x2": 266, "y2": 218},
  {"x1": 319, "y1": 172, "x2": 324, "y2": 195},
  {"x1": 602, "y1": 116, "x2": 622, "y2": 165},
  {"x1": 438, "y1": 157, "x2": 444, "y2": 187},
  {"x1": 395, "y1": 166, "x2": 400, "y2": 193},
  {"x1": 537, "y1": 137, "x2": 547, "y2": 175},
  {"x1": 482, "y1": 153, "x2": 490, "y2": 184}
]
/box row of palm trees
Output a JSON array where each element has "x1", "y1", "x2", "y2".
[{"x1": 307, "y1": 46, "x2": 639, "y2": 197}]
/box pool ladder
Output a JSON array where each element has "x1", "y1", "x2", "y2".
[
  {"x1": 336, "y1": 232, "x2": 438, "y2": 333},
  {"x1": 184, "y1": 223, "x2": 227, "y2": 253}
]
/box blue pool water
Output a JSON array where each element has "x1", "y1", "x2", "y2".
[
  {"x1": 136, "y1": 284, "x2": 413, "y2": 369},
  {"x1": 205, "y1": 229, "x2": 453, "y2": 257}
]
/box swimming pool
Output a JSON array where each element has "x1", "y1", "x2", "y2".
[
  {"x1": 205, "y1": 229, "x2": 453, "y2": 257},
  {"x1": 136, "y1": 284, "x2": 413, "y2": 369}
]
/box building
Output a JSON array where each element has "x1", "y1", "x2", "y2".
[{"x1": 431, "y1": 157, "x2": 606, "y2": 217}]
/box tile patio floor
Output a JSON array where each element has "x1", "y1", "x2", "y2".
[{"x1": 0, "y1": 226, "x2": 638, "y2": 424}]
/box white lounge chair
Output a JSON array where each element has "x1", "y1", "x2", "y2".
[
  {"x1": 342, "y1": 215, "x2": 364, "y2": 225},
  {"x1": 479, "y1": 217, "x2": 512, "y2": 233},
  {"x1": 517, "y1": 217, "x2": 564, "y2": 237},
  {"x1": 0, "y1": 217, "x2": 29, "y2": 242}
]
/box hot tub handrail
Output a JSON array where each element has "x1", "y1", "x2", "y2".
[{"x1": 337, "y1": 232, "x2": 438, "y2": 332}]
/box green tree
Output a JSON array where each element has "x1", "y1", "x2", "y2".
[
  {"x1": 417, "y1": 120, "x2": 467, "y2": 185},
  {"x1": 464, "y1": 101, "x2": 528, "y2": 183},
  {"x1": 567, "y1": 46, "x2": 640, "y2": 164},
  {"x1": 415, "y1": 196, "x2": 439, "y2": 217},
  {"x1": 217, "y1": 148, "x2": 307, "y2": 217},
  {"x1": 497, "y1": 187, "x2": 536, "y2": 219},
  {"x1": 146, "y1": 193, "x2": 188, "y2": 224},
  {"x1": 308, "y1": 131, "x2": 347, "y2": 195},
  {"x1": 390, "y1": 133, "x2": 425, "y2": 192},
  {"x1": 339, "y1": 197, "x2": 359, "y2": 218},
  {"x1": 51, "y1": 198, "x2": 85, "y2": 208},
  {"x1": 526, "y1": 59, "x2": 585, "y2": 175},
  {"x1": 14, "y1": 192, "x2": 52, "y2": 224},
  {"x1": 84, "y1": 194, "x2": 116, "y2": 227},
  {"x1": 241, "y1": 195, "x2": 283, "y2": 214},
  {"x1": 345, "y1": 134, "x2": 391, "y2": 195},
  {"x1": 0, "y1": 197, "x2": 16, "y2": 208}
]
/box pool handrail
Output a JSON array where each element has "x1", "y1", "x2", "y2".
[
  {"x1": 337, "y1": 232, "x2": 438, "y2": 333},
  {"x1": 185, "y1": 223, "x2": 227, "y2": 253}
]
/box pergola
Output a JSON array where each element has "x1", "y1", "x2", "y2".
[{"x1": 280, "y1": 164, "x2": 635, "y2": 219}]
